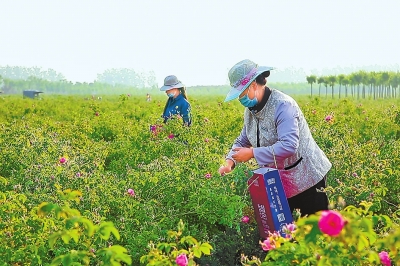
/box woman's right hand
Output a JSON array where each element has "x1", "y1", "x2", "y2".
[
  {"x1": 218, "y1": 165, "x2": 231, "y2": 176},
  {"x1": 218, "y1": 160, "x2": 235, "y2": 176}
]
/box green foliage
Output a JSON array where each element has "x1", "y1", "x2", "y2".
[
  {"x1": 140, "y1": 219, "x2": 212, "y2": 265},
  {"x1": 38, "y1": 189, "x2": 131, "y2": 266},
  {"x1": 0, "y1": 95, "x2": 399, "y2": 265},
  {"x1": 242, "y1": 203, "x2": 400, "y2": 265}
]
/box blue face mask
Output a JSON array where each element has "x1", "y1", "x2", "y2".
[
  {"x1": 239, "y1": 89, "x2": 258, "y2": 108},
  {"x1": 167, "y1": 92, "x2": 175, "y2": 98}
]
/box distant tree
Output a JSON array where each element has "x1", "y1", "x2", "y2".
[
  {"x1": 337, "y1": 74, "x2": 345, "y2": 99},
  {"x1": 306, "y1": 75, "x2": 316, "y2": 97},
  {"x1": 342, "y1": 76, "x2": 350, "y2": 97},
  {"x1": 317, "y1": 77, "x2": 325, "y2": 97},
  {"x1": 368, "y1": 72, "x2": 377, "y2": 99},
  {"x1": 327, "y1": 75, "x2": 336, "y2": 99},
  {"x1": 379, "y1": 71, "x2": 390, "y2": 98},
  {"x1": 349, "y1": 72, "x2": 362, "y2": 99},
  {"x1": 0, "y1": 66, "x2": 65, "y2": 81},
  {"x1": 358, "y1": 71, "x2": 368, "y2": 98},
  {"x1": 389, "y1": 72, "x2": 400, "y2": 98},
  {"x1": 97, "y1": 68, "x2": 157, "y2": 89}
]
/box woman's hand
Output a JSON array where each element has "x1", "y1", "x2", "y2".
[
  {"x1": 232, "y1": 147, "x2": 254, "y2": 163},
  {"x1": 218, "y1": 165, "x2": 232, "y2": 176},
  {"x1": 218, "y1": 159, "x2": 235, "y2": 176}
]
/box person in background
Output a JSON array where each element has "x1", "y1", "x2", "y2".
[
  {"x1": 160, "y1": 75, "x2": 191, "y2": 126},
  {"x1": 218, "y1": 59, "x2": 331, "y2": 216},
  {"x1": 146, "y1": 93, "x2": 151, "y2": 101}
]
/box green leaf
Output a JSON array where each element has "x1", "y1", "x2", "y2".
[
  {"x1": 70, "y1": 229, "x2": 80, "y2": 243},
  {"x1": 61, "y1": 233, "x2": 71, "y2": 244},
  {"x1": 110, "y1": 226, "x2": 120, "y2": 240},
  {"x1": 48, "y1": 233, "x2": 61, "y2": 249},
  {"x1": 37, "y1": 202, "x2": 55, "y2": 215},
  {"x1": 62, "y1": 254, "x2": 72, "y2": 265},
  {"x1": 193, "y1": 248, "x2": 202, "y2": 258},
  {"x1": 199, "y1": 243, "x2": 213, "y2": 255},
  {"x1": 50, "y1": 256, "x2": 63, "y2": 266}
]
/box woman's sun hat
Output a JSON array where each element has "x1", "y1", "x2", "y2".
[
  {"x1": 224, "y1": 59, "x2": 274, "y2": 102},
  {"x1": 160, "y1": 75, "x2": 185, "y2": 91}
]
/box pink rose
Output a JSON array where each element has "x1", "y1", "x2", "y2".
[
  {"x1": 204, "y1": 138, "x2": 209, "y2": 142},
  {"x1": 175, "y1": 254, "x2": 188, "y2": 266},
  {"x1": 352, "y1": 172, "x2": 358, "y2": 177},
  {"x1": 168, "y1": 133, "x2": 175, "y2": 139},
  {"x1": 325, "y1": 115, "x2": 333, "y2": 122},
  {"x1": 318, "y1": 210, "x2": 346, "y2": 236},
  {"x1": 379, "y1": 251, "x2": 391, "y2": 266},
  {"x1": 204, "y1": 173, "x2": 212, "y2": 179},
  {"x1": 241, "y1": 216, "x2": 250, "y2": 223},
  {"x1": 261, "y1": 239, "x2": 275, "y2": 251},
  {"x1": 59, "y1": 157, "x2": 67, "y2": 164},
  {"x1": 283, "y1": 223, "x2": 296, "y2": 238},
  {"x1": 127, "y1": 188, "x2": 135, "y2": 196}
]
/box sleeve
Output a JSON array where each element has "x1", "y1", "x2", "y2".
[
  {"x1": 252, "y1": 101, "x2": 300, "y2": 166},
  {"x1": 226, "y1": 125, "x2": 252, "y2": 164},
  {"x1": 180, "y1": 101, "x2": 191, "y2": 125}
]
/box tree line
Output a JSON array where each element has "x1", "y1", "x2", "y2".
[
  {"x1": 0, "y1": 66, "x2": 158, "y2": 95},
  {"x1": 306, "y1": 71, "x2": 400, "y2": 99}
]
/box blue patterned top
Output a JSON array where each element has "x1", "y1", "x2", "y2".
[{"x1": 162, "y1": 94, "x2": 191, "y2": 125}]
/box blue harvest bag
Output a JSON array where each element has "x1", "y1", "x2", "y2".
[{"x1": 247, "y1": 167, "x2": 293, "y2": 239}]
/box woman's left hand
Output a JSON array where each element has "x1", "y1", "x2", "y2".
[{"x1": 232, "y1": 147, "x2": 254, "y2": 163}]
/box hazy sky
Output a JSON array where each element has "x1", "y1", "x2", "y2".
[{"x1": 1, "y1": 0, "x2": 399, "y2": 86}]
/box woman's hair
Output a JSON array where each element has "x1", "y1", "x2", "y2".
[
  {"x1": 255, "y1": 71, "x2": 270, "y2": 86},
  {"x1": 178, "y1": 87, "x2": 188, "y2": 101}
]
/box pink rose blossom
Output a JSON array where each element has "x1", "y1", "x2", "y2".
[
  {"x1": 204, "y1": 173, "x2": 212, "y2": 179},
  {"x1": 127, "y1": 188, "x2": 135, "y2": 196},
  {"x1": 283, "y1": 223, "x2": 296, "y2": 234},
  {"x1": 204, "y1": 138, "x2": 209, "y2": 142},
  {"x1": 352, "y1": 172, "x2": 358, "y2": 177},
  {"x1": 76, "y1": 172, "x2": 81, "y2": 177},
  {"x1": 261, "y1": 239, "x2": 275, "y2": 251},
  {"x1": 175, "y1": 254, "x2": 188, "y2": 266},
  {"x1": 59, "y1": 157, "x2": 67, "y2": 164},
  {"x1": 378, "y1": 251, "x2": 391, "y2": 266},
  {"x1": 168, "y1": 133, "x2": 175, "y2": 139},
  {"x1": 318, "y1": 210, "x2": 346, "y2": 237},
  {"x1": 283, "y1": 223, "x2": 296, "y2": 238},
  {"x1": 241, "y1": 216, "x2": 250, "y2": 223},
  {"x1": 325, "y1": 115, "x2": 333, "y2": 122}
]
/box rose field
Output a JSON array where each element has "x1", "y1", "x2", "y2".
[{"x1": 0, "y1": 93, "x2": 400, "y2": 265}]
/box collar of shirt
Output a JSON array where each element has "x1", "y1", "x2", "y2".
[{"x1": 249, "y1": 86, "x2": 272, "y2": 113}]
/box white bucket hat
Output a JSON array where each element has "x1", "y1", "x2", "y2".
[{"x1": 225, "y1": 59, "x2": 274, "y2": 102}]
